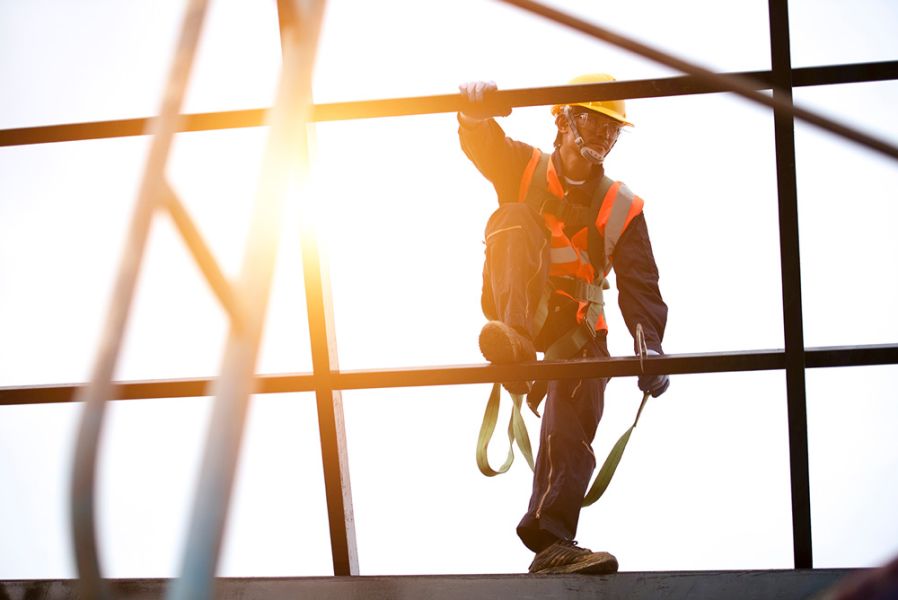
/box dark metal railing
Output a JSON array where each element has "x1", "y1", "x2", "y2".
[
  {"x1": 3, "y1": 344, "x2": 896, "y2": 406},
  {"x1": 2, "y1": 61, "x2": 897, "y2": 148}
]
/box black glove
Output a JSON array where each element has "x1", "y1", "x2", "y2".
[{"x1": 638, "y1": 349, "x2": 670, "y2": 397}]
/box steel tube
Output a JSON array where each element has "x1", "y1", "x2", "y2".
[
  {"x1": 1, "y1": 62, "x2": 896, "y2": 147},
  {"x1": 300, "y1": 232, "x2": 359, "y2": 576},
  {"x1": 68, "y1": 1, "x2": 212, "y2": 598},
  {"x1": 161, "y1": 181, "x2": 245, "y2": 330},
  {"x1": 166, "y1": 0, "x2": 327, "y2": 597},
  {"x1": 5, "y1": 345, "x2": 896, "y2": 406},
  {"x1": 497, "y1": 0, "x2": 898, "y2": 161},
  {"x1": 768, "y1": 0, "x2": 813, "y2": 569}
]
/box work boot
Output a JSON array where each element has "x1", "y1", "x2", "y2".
[
  {"x1": 528, "y1": 540, "x2": 619, "y2": 575},
  {"x1": 479, "y1": 321, "x2": 536, "y2": 364},
  {"x1": 479, "y1": 321, "x2": 535, "y2": 395}
]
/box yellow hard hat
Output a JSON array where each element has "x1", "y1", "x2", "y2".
[{"x1": 552, "y1": 73, "x2": 633, "y2": 127}]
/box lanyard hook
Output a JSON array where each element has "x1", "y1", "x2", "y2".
[{"x1": 636, "y1": 322, "x2": 647, "y2": 374}]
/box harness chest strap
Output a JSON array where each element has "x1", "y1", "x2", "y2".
[
  {"x1": 523, "y1": 151, "x2": 644, "y2": 266},
  {"x1": 520, "y1": 150, "x2": 643, "y2": 344},
  {"x1": 524, "y1": 151, "x2": 618, "y2": 407},
  {"x1": 523, "y1": 152, "x2": 613, "y2": 355}
]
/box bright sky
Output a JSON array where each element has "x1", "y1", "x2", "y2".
[{"x1": 1, "y1": 0, "x2": 897, "y2": 580}]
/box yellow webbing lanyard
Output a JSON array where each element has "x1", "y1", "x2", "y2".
[
  {"x1": 475, "y1": 324, "x2": 653, "y2": 507},
  {"x1": 476, "y1": 385, "x2": 534, "y2": 476},
  {"x1": 582, "y1": 389, "x2": 650, "y2": 505}
]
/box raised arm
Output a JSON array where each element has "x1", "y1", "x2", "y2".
[{"x1": 457, "y1": 81, "x2": 535, "y2": 204}]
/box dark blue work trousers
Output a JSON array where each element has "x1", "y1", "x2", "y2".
[{"x1": 481, "y1": 203, "x2": 609, "y2": 553}]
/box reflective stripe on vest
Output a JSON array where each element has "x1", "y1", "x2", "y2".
[
  {"x1": 596, "y1": 180, "x2": 645, "y2": 271},
  {"x1": 518, "y1": 148, "x2": 644, "y2": 331}
]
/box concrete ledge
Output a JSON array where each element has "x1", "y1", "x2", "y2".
[{"x1": 0, "y1": 569, "x2": 859, "y2": 600}]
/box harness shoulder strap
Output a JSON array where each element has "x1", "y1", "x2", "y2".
[
  {"x1": 520, "y1": 151, "x2": 555, "y2": 213},
  {"x1": 588, "y1": 175, "x2": 616, "y2": 276},
  {"x1": 596, "y1": 180, "x2": 644, "y2": 267}
]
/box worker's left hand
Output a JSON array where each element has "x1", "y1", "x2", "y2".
[
  {"x1": 638, "y1": 349, "x2": 670, "y2": 397},
  {"x1": 459, "y1": 80, "x2": 512, "y2": 121}
]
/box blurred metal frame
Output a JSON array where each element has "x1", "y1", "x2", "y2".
[
  {"x1": 67, "y1": 1, "x2": 216, "y2": 598},
  {"x1": 166, "y1": 0, "x2": 331, "y2": 597}
]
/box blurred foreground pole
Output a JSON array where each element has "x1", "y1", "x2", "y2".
[
  {"x1": 167, "y1": 1, "x2": 329, "y2": 598},
  {"x1": 69, "y1": 1, "x2": 212, "y2": 599}
]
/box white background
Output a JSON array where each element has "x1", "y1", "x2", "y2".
[{"x1": 1, "y1": 0, "x2": 897, "y2": 579}]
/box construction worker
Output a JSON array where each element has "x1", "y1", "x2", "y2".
[{"x1": 458, "y1": 74, "x2": 669, "y2": 574}]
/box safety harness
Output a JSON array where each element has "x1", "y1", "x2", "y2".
[
  {"x1": 475, "y1": 149, "x2": 649, "y2": 506},
  {"x1": 476, "y1": 327, "x2": 653, "y2": 507}
]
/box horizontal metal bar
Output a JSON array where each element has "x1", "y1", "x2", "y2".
[
  {"x1": 805, "y1": 344, "x2": 898, "y2": 369},
  {"x1": 500, "y1": 0, "x2": 898, "y2": 161},
  {"x1": 791, "y1": 61, "x2": 898, "y2": 87},
  {"x1": 332, "y1": 349, "x2": 786, "y2": 389},
  {"x1": 1, "y1": 62, "x2": 895, "y2": 147},
  {"x1": 2, "y1": 344, "x2": 895, "y2": 406}
]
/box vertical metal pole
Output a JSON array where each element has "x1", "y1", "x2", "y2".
[
  {"x1": 768, "y1": 0, "x2": 813, "y2": 569},
  {"x1": 167, "y1": 1, "x2": 328, "y2": 598},
  {"x1": 69, "y1": 1, "x2": 211, "y2": 598},
  {"x1": 275, "y1": 0, "x2": 359, "y2": 576},
  {"x1": 300, "y1": 234, "x2": 359, "y2": 576}
]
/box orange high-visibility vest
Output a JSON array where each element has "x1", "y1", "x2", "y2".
[{"x1": 518, "y1": 148, "x2": 644, "y2": 332}]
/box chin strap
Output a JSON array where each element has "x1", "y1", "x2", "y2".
[{"x1": 564, "y1": 105, "x2": 604, "y2": 165}]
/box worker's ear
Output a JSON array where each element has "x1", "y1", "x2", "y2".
[
  {"x1": 554, "y1": 114, "x2": 569, "y2": 148},
  {"x1": 555, "y1": 113, "x2": 568, "y2": 133}
]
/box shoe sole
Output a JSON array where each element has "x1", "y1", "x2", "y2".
[
  {"x1": 479, "y1": 322, "x2": 519, "y2": 364},
  {"x1": 534, "y1": 552, "x2": 619, "y2": 575},
  {"x1": 480, "y1": 322, "x2": 535, "y2": 395}
]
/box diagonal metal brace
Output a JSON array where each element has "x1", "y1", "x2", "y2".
[{"x1": 161, "y1": 180, "x2": 246, "y2": 332}]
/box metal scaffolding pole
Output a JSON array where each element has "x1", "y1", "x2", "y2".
[
  {"x1": 3, "y1": 343, "x2": 897, "y2": 407},
  {"x1": 65, "y1": 0, "x2": 329, "y2": 597},
  {"x1": 497, "y1": 0, "x2": 898, "y2": 163},
  {"x1": 68, "y1": 1, "x2": 212, "y2": 598},
  {"x1": 300, "y1": 230, "x2": 359, "y2": 576},
  {"x1": 167, "y1": 0, "x2": 328, "y2": 597},
  {"x1": 768, "y1": 0, "x2": 813, "y2": 569},
  {"x1": 2, "y1": 62, "x2": 896, "y2": 154}
]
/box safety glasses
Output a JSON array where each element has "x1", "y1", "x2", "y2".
[{"x1": 571, "y1": 110, "x2": 622, "y2": 142}]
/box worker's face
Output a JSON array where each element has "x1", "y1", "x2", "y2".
[
  {"x1": 572, "y1": 110, "x2": 621, "y2": 147},
  {"x1": 558, "y1": 108, "x2": 622, "y2": 160}
]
